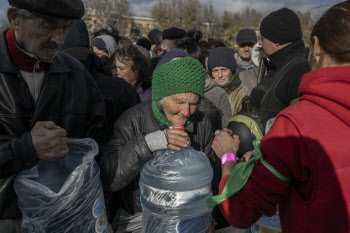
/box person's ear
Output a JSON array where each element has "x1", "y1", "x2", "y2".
[
  {"x1": 7, "y1": 7, "x2": 21, "y2": 31},
  {"x1": 312, "y1": 36, "x2": 322, "y2": 64},
  {"x1": 234, "y1": 41, "x2": 238, "y2": 50},
  {"x1": 161, "y1": 41, "x2": 166, "y2": 51}
]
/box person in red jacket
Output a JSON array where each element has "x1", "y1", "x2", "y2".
[{"x1": 210, "y1": 1, "x2": 350, "y2": 233}]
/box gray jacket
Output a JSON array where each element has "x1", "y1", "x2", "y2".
[{"x1": 204, "y1": 78, "x2": 232, "y2": 128}]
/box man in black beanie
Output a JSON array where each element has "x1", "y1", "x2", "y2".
[
  {"x1": 1, "y1": 1, "x2": 107, "y2": 232},
  {"x1": 250, "y1": 7, "x2": 310, "y2": 127}
]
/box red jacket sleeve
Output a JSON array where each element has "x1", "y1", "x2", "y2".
[{"x1": 218, "y1": 115, "x2": 310, "y2": 228}]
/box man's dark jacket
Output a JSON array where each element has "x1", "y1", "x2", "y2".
[
  {"x1": 99, "y1": 100, "x2": 220, "y2": 231},
  {"x1": 0, "y1": 29, "x2": 106, "y2": 225},
  {"x1": 250, "y1": 40, "x2": 310, "y2": 127},
  {"x1": 62, "y1": 47, "x2": 141, "y2": 142}
]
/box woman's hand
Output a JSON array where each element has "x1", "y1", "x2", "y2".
[
  {"x1": 212, "y1": 129, "x2": 240, "y2": 159},
  {"x1": 166, "y1": 128, "x2": 190, "y2": 151}
]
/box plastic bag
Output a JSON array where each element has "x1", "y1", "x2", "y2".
[
  {"x1": 140, "y1": 147, "x2": 213, "y2": 233},
  {"x1": 14, "y1": 138, "x2": 109, "y2": 233}
]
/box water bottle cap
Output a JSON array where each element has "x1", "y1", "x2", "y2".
[{"x1": 169, "y1": 125, "x2": 184, "y2": 131}]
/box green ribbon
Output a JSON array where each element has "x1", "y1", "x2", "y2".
[{"x1": 207, "y1": 140, "x2": 290, "y2": 208}]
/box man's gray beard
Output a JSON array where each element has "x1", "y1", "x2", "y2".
[
  {"x1": 240, "y1": 55, "x2": 252, "y2": 62},
  {"x1": 32, "y1": 49, "x2": 57, "y2": 61},
  {"x1": 19, "y1": 39, "x2": 57, "y2": 61}
]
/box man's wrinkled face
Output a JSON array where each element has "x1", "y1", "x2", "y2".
[
  {"x1": 237, "y1": 42, "x2": 254, "y2": 62},
  {"x1": 15, "y1": 14, "x2": 72, "y2": 61}
]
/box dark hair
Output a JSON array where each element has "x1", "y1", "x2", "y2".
[
  {"x1": 116, "y1": 36, "x2": 132, "y2": 48},
  {"x1": 311, "y1": 1, "x2": 350, "y2": 63},
  {"x1": 137, "y1": 37, "x2": 152, "y2": 51},
  {"x1": 110, "y1": 44, "x2": 152, "y2": 88},
  {"x1": 106, "y1": 26, "x2": 119, "y2": 38},
  {"x1": 185, "y1": 29, "x2": 202, "y2": 43},
  {"x1": 177, "y1": 40, "x2": 205, "y2": 67},
  {"x1": 207, "y1": 39, "x2": 226, "y2": 49},
  {"x1": 154, "y1": 33, "x2": 163, "y2": 45}
]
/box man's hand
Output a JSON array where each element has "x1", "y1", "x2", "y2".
[
  {"x1": 212, "y1": 130, "x2": 240, "y2": 159},
  {"x1": 31, "y1": 121, "x2": 68, "y2": 160},
  {"x1": 166, "y1": 128, "x2": 189, "y2": 151}
]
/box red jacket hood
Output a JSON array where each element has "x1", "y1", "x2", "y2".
[{"x1": 298, "y1": 66, "x2": 350, "y2": 126}]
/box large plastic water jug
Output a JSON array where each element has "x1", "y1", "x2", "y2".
[{"x1": 140, "y1": 127, "x2": 213, "y2": 233}]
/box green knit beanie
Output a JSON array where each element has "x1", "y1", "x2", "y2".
[{"x1": 152, "y1": 57, "x2": 206, "y2": 126}]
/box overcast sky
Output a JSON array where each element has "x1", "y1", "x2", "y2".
[
  {"x1": 130, "y1": 0, "x2": 341, "y2": 17},
  {"x1": 0, "y1": 0, "x2": 343, "y2": 24}
]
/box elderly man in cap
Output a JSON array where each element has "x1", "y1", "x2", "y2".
[
  {"x1": 0, "y1": 0, "x2": 106, "y2": 232},
  {"x1": 161, "y1": 27, "x2": 186, "y2": 52},
  {"x1": 250, "y1": 8, "x2": 310, "y2": 127}
]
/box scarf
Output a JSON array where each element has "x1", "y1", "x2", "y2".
[
  {"x1": 219, "y1": 73, "x2": 242, "y2": 94},
  {"x1": 6, "y1": 27, "x2": 49, "y2": 72}
]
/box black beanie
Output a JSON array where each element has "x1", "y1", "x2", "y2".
[
  {"x1": 260, "y1": 8, "x2": 302, "y2": 44},
  {"x1": 208, "y1": 47, "x2": 236, "y2": 75}
]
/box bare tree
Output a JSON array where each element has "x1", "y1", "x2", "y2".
[
  {"x1": 151, "y1": 0, "x2": 203, "y2": 31},
  {"x1": 296, "y1": 10, "x2": 315, "y2": 48},
  {"x1": 202, "y1": 2, "x2": 219, "y2": 39},
  {"x1": 83, "y1": 0, "x2": 132, "y2": 35}
]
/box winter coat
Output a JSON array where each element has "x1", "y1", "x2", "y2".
[
  {"x1": 204, "y1": 78, "x2": 232, "y2": 128},
  {"x1": 239, "y1": 65, "x2": 259, "y2": 92},
  {"x1": 250, "y1": 40, "x2": 310, "y2": 127},
  {"x1": 219, "y1": 66, "x2": 350, "y2": 233},
  {"x1": 62, "y1": 47, "x2": 141, "y2": 142},
  {"x1": 197, "y1": 96, "x2": 223, "y2": 132},
  {"x1": 227, "y1": 82, "x2": 251, "y2": 116},
  {"x1": 136, "y1": 84, "x2": 152, "y2": 102},
  {"x1": 0, "y1": 29, "x2": 106, "y2": 226},
  {"x1": 100, "y1": 100, "x2": 220, "y2": 232}
]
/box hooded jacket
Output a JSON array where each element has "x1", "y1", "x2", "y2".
[
  {"x1": 219, "y1": 66, "x2": 350, "y2": 233},
  {"x1": 92, "y1": 35, "x2": 118, "y2": 56}
]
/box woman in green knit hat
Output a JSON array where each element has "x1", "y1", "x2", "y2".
[{"x1": 100, "y1": 56, "x2": 219, "y2": 232}]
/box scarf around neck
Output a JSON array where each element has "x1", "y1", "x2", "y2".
[
  {"x1": 219, "y1": 73, "x2": 242, "y2": 94},
  {"x1": 6, "y1": 27, "x2": 50, "y2": 72}
]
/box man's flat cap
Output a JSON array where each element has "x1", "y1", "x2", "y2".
[
  {"x1": 162, "y1": 27, "x2": 186, "y2": 40},
  {"x1": 8, "y1": 0, "x2": 85, "y2": 19}
]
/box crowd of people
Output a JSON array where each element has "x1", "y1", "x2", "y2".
[{"x1": 0, "y1": 0, "x2": 350, "y2": 232}]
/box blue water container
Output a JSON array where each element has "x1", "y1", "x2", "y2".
[{"x1": 140, "y1": 146, "x2": 213, "y2": 233}]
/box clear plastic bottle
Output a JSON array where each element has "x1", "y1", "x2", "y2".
[{"x1": 140, "y1": 125, "x2": 213, "y2": 233}]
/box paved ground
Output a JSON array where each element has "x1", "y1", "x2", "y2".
[{"x1": 216, "y1": 227, "x2": 245, "y2": 233}]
